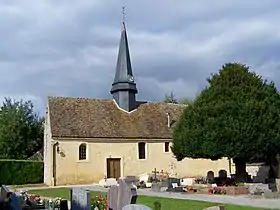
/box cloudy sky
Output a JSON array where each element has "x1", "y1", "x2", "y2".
[{"x1": 1, "y1": 0, "x2": 280, "y2": 115}]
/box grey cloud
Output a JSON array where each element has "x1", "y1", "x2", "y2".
[{"x1": 1, "y1": 1, "x2": 280, "y2": 114}]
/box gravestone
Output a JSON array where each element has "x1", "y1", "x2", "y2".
[
  {"x1": 151, "y1": 182, "x2": 168, "y2": 192},
  {"x1": 247, "y1": 183, "x2": 269, "y2": 194},
  {"x1": 151, "y1": 168, "x2": 160, "y2": 182},
  {"x1": 207, "y1": 171, "x2": 215, "y2": 183},
  {"x1": 122, "y1": 204, "x2": 152, "y2": 210},
  {"x1": 108, "y1": 176, "x2": 138, "y2": 210},
  {"x1": 263, "y1": 191, "x2": 280, "y2": 199},
  {"x1": 60, "y1": 199, "x2": 69, "y2": 210},
  {"x1": 165, "y1": 177, "x2": 183, "y2": 192},
  {"x1": 70, "y1": 188, "x2": 91, "y2": 210},
  {"x1": 166, "y1": 177, "x2": 180, "y2": 188},
  {"x1": 218, "y1": 170, "x2": 227, "y2": 179},
  {"x1": 0, "y1": 185, "x2": 21, "y2": 210},
  {"x1": 108, "y1": 185, "x2": 119, "y2": 210}
]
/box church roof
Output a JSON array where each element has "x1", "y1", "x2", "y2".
[{"x1": 48, "y1": 96, "x2": 185, "y2": 139}]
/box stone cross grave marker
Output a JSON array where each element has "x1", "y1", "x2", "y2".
[
  {"x1": 152, "y1": 168, "x2": 160, "y2": 181},
  {"x1": 70, "y1": 187, "x2": 91, "y2": 210}
]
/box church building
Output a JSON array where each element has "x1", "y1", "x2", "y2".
[{"x1": 43, "y1": 18, "x2": 230, "y2": 186}]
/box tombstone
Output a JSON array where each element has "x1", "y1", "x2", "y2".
[
  {"x1": 108, "y1": 185, "x2": 119, "y2": 210},
  {"x1": 151, "y1": 168, "x2": 160, "y2": 182},
  {"x1": 60, "y1": 199, "x2": 69, "y2": 210},
  {"x1": 263, "y1": 191, "x2": 280, "y2": 199},
  {"x1": 247, "y1": 183, "x2": 269, "y2": 195},
  {"x1": 151, "y1": 182, "x2": 168, "y2": 192},
  {"x1": 218, "y1": 170, "x2": 227, "y2": 179},
  {"x1": 70, "y1": 188, "x2": 91, "y2": 210},
  {"x1": 207, "y1": 171, "x2": 215, "y2": 183},
  {"x1": 122, "y1": 204, "x2": 152, "y2": 210},
  {"x1": 0, "y1": 185, "x2": 21, "y2": 210},
  {"x1": 108, "y1": 176, "x2": 138, "y2": 210},
  {"x1": 166, "y1": 177, "x2": 180, "y2": 188}
]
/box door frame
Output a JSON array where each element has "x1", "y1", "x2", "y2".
[{"x1": 105, "y1": 156, "x2": 123, "y2": 179}]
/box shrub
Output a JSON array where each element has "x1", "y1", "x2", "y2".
[{"x1": 0, "y1": 159, "x2": 43, "y2": 185}]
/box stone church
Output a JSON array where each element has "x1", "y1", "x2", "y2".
[{"x1": 43, "y1": 19, "x2": 230, "y2": 186}]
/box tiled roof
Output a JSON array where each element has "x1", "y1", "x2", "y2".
[{"x1": 48, "y1": 97, "x2": 185, "y2": 139}]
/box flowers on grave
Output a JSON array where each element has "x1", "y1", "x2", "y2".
[
  {"x1": 18, "y1": 190, "x2": 28, "y2": 201},
  {"x1": 16, "y1": 190, "x2": 45, "y2": 207},
  {"x1": 28, "y1": 195, "x2": 43, "y2": 204},
  {"x1": 253, "y1": 187, "x2": 264, "y2": 195},
  {"x1": 91, "y1": 195, "x2": 108, "y2": 210},
  {"x1": 185, "y1": 186, "x2": 197, "y2": 193},
  {"x1": 208, "y1": 187, "x2": 226, "y2": 194},
  {"x1": 47, "y1": 197, "x2": 62, "y2": 209}
]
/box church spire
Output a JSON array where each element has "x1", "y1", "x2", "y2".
[{"x1": 110, "y1": 7, "x2": 138, "y2": 112}]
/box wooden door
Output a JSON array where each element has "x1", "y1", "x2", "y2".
[{"x1": 107, "y1": 158, "x2": 121, "y2": 179}]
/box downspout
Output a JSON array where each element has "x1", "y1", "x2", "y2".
[{"x1": 52, "y1": 142, "x2": 59, "y2": 186}]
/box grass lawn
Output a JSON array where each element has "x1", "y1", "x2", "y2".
[{"x1": 27, "y1": 188, "x2": 270, "y2": 210}]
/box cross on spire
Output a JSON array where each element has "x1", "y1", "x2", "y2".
[{"x1": 122, "y1": 6, "x2": 126, "y2": 23}]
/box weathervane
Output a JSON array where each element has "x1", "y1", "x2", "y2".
[{"x1": 122, "y1": 6, "x2": 126, "y2": 23}]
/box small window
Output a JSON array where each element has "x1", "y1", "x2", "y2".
[
  {"x1": 138, "y1": 142, "x2": 146, "y2": 159},
  {"x1": 164, "y1": 142, "x2": 170, "y2": 152},
  {"x1": 79, "y1": 144, "x2": 87, "y2": 160}
]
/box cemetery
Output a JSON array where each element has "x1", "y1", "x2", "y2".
[
  {"x1": 117, "y1": 167, "x2": 280, "y2": 198},
  {"x1": 2, "y1": 166, "x2": 280, "y2": 210}
]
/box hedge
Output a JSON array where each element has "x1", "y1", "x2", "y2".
[{"x1": 0, "y1": 159, "x2": 44, "y2": 185}]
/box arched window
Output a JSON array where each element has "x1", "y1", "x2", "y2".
[{"x1": 79, "y1": 144, "x2": 87, "y2": 160}]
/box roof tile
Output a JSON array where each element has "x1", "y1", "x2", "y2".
[{"x1": 48, "y1": 97, "x2": 185, "y2": 139}]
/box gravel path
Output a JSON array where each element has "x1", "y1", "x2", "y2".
[{"x1": 17, "y1": 184, "x2": 280, "y2": 209}]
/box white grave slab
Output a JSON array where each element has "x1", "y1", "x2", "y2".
[
  {"x1": 98, "y1": 178, "x2": 118, "y2": 187},
  {"x1": 122, "y1": 204, "x2": 152, "y2": 210},
  {"x1": 181, "y1": 178, "x2": 195, "y2": 186}
]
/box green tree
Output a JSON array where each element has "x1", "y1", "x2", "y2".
[
  {"x1": 172, "y1": 63, "x2": 280, "y2": 180},
  {"x1": 164, "y1": 92, "x2": 178, "y2": 104},
  {"x1": 0, "y1": 98, "x2": 43, "y2": 159},
  {"x1": 178, "y1": 98, "x2": 193, "y2": 106}
]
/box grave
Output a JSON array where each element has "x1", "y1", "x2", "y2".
[
  {"x1": 224, "y1": 186, "x2": 249, "y2": 195},
  {"x1": 151, "y1": 177, "x2": 183, "y2": 192},
  {"x1": 151, "y1": 182, "x2": 168, "y2": 192},
  {"x1": 246, "y1": 183, "x2": 269, "y2": 195},
  {"x1": 99, "y1": 178, "x2": 118, "y2": 188},
  {"x1": 206, "y1": 171, "x2": 215, "y2": 184},
  {"x1": 108, "y1": 176, "x2": 139, "y2": 210},
  {"x1": 122, "y1": 204, "x2": 152, "y2": 210},
  {"x1": 70, "y1": 187, "x2": 91, "y2": 210},
  {"x1": 166, "y1": 177, "x2": 184, "y2": 192},
  {"x1": 150, "y1": 168, "x2": 169, "y2": 192},
  {"x1": 180, "y1": 177, "x2": 196, "y2": 186},
  {"x1": 203, "y1": 206, "x2": 225, "y2": 210},
  {"x1": 0, "y1": 185, "x2": 21, "y2": 210},
  {"x1": 263, "y1": 191, "x2": 280, "y2": 199}
]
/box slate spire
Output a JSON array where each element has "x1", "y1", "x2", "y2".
[{"x1": 110, "y1": 8, "x2": 138, "y2": 112}]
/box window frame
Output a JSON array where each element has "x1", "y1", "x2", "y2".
[
  {"x1": 78, "y1": 143, "x2": 87, "y2": 161},
  {"x1": 164, "y1": 142, "x2": 170, "y2": 153},
  {"x1": 138, "y1": 142, "x2": 146, "y2": 160}
]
